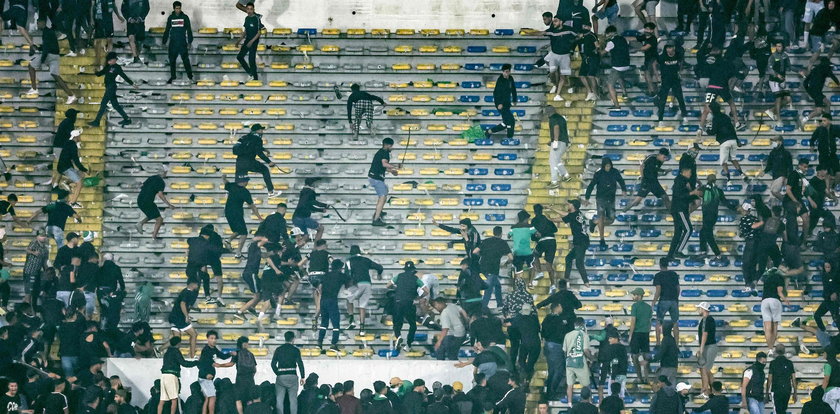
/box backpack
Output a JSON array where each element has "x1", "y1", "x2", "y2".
[
  {"x1": 232, "y1": 135, "x2": 259, "y2": 157},
  {"x1": 702, "y1": 186, "x2": 718, "y2": 207}
]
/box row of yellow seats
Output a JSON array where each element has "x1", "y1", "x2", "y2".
[
  {"x1": 148, "y1": 27, "x2": 496, "y2": 36},
  {"x1": 166, "y1": 92, "x2": 500, "y2": 103}
]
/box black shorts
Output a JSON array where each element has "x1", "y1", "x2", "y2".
[
  {"x1": 3, "y1": 8, "x2": 27, "y2": 29},
  {"x1": 819, "y1": 154, "x2": 840, "y2": 175},
  {"x1": 309, "y1": 273, "x2": 323, "y2": 289},
  {"x1": 535, "y1": 238, "x2": 557, "y2": 263},
  {"x1": 637, "y1": 180, "x2": 666, "y2": 198},
  {"x1": 630, "y1": 331, "x2": 650, "y2": 354},
  {"x1": 642, "y1": 58, "x2": 656, "y2": 71},
  {"x1": 127, "y1": 21, "x2": 146, "y2": 41},
  {"x1": 513, "y1": 254, "x2": 534, "y2": 270},
  {"x1": 705, "y1": 87, "x2": 732, "y2": 104},
  {"x1": 226, "y1": 213, "x2": 247, "y2": 235},
  {"x1": 139, "y1": 201, "x2": 161, "y2": 220},
  {"x1": 809, "y1": 88, "x2": 827, "y2": 107},
  {"x1": 242, "y1": 269, "x2": 260, "y2": 294},
  {"x1": 94, "y1": 18, "x2": 114, "y2": 38},
  {"x1": 580, "y1": 56, "x2": 600, "y2": 77}
]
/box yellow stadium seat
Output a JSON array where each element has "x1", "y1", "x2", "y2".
[
  {"x1": 371, "y1": 29, "x2": 390, "y2": 35},
  {"x1": 396, "y1": 29, "x2": 415, "y2": 35},
  {"x1": 417, "y1": 63, "x2": 436, "y2": 70},
  {"x1": 321, "y1": 45, "x2": 339, "y2": 52},
  {"x1": 491, "y1": 46, "x2": 510, "y2": 53},
  {"x1": 443, "y1": 46, "x2": 462, "y2": 53},
  {"x1": 470, "y1": 29, "x2": 489, "y2": 35},
  {"x1": 322, "y1": 28, "x2": 340, "y2": 35},
  {"x1": 441, "y1": 64, "x2": 461, "y2": 70},
  {"x1": 272, "y1": 28, "x2": 292, "y2": 35},
  {"x1": 392, "y1": 63, "x2": 411, "y2": 70},
  {"x1": 419, "y1": 46, "x2": 438, "y2": 53},
  {"x1": 395, "y1": 45, "x2": 413, "y2": 53},
  {"x1": 389, "y1": 95, "x2": 407, "y2": 102},
  {"x1": 347, "y1": 28, "x2": 365, "y2": 36}
]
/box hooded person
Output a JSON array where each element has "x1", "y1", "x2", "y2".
[
  {"x1": 387, "y1": 261, "x2": 427, "y2": 351},
  {"x1": 183, "y1": 381, "x2": 205, "y2": 414},
  {"x1": 651, "y1": 375, "x2": 683, "y2": 414}
]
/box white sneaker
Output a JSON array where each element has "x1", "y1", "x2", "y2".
[
  {"x1": 658, "y1": 121, "x2": 666, "y2": 128},
  {"x1": 585, "y1": 93, "x2": 597, "y2": 101},
  {"x1": 247, "y1": 76, "x2": 255, "y2": 81},
  {"x1": 553, "y1": 95, "x2": 564, "y2": 101},
  {"x1": 801, "y1": 116, "x2": 809, "y2": 125},
  {"x1": 65, "y1": 51, "x2": 77, "y2": 57},
  {"x1": 775, "y1": 121, "x2": 783, "y2": 128},
  {"x1": 25, "y1": 88, "x2": 38, "y2": 95},
  {"x1": 732, "y1": 86, "x2": 744, "y2": 93},
  {"x1": 40, "y1": 178, "x2": 53, "y2": 186},
  {"x1": 764, "y1": 110, "x2": 776, "y2": 121},
  {"x1": 267, "y1": 190, "x2": 282, "y2": 197},
  {"x1": 567, "y1": 87, "x2": 574, "y2": 94},
  {"x1": 549, "y1": 85, "x2": 557, "y2": 94},
  {"x1": 57, "y1": 33, "x2": 67, "y2": 40},
  {"x1": 534, "y1": 272, "x2": 545, "y2": 280},
  {"x1": 66, "y1": 95, "x2": 77, "y2": 105}
]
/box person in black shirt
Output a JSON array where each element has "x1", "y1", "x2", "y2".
[
  {"x1": 27, "y1": 19, "x2": 76, "y2": 102},
  {"x1": 272, "y1": 331, "x2": 306, "y2": 413},
  {"x1": 814, "y1": 261, "x2": 840, "y2": 332},
  {"x1": 235, "y1": 3, "x2": 263, "y2": 80},
  {"x1": 236, "y1": 124, "x2": 279, "y2": 196},
  {"x1": 473, "y1": 226, "x2": 513, "y2": 308},
  {"x1": 625, "y1": 147, "x2": 671, "y2": 211},
  {"x1": 88, "y1": 52, "x2": 136, "y2": 128},
  {"x1": 668, "y1": 166, "x2": 703, "y2": 259},
  {"x1": 256, "y1": 203, "x2": 289, "y2": 244},
  {"x1": 55, "y1": 130, "x2": 87, "y2": 207},
  {"x1": 162, "y1": 1, "x2": 194, "y2": 83},
  {"x1": 699, "y1": 174, "x2": 736, "y2": 260},
  {"x1": 546, "y1": 109, "x2": 571, "y2": 188},
  {"x1": 346, "y1": 245, "x2": 383, "y2": 334},
  {"x1": 495, "y1": 376, "x2": 526, "y2": 414},
  {"x1": 803, "y1": 57, "x2": 839, "y2": 124},
  {"x1": 691, "y1": 381, "x2": 729, "y2": 414},
  {"x1": 568, "y1": 387, "x2": 597, "y2": 414},
  {"x1": 28, "y1": 190, "x2": 79, "y2": 248},
  {"x1": 292, "y1": 177, "x2": 328, "y2": 242},
  {"x1": 656, "y1": 42, "x2": 687, "y2": 125},
  {"x1": 234, "y1": 234, "x2": 266, "y2": 320},
  {"x1": 808, "y1": 166, "x2": 837, "y2": 238},
  {"x1": 548, "y1": 200, "x2": 590, "y2": 288},
  {"x1": 223, "y1": 175, "x2": 262, "y2": 257},
  {"x1": 526, "y1": 17, "x2": 576, "y2": 102},
  {"x1": 485, "y1": 64, "x2": 518, "y2": 140},
  {"x1": 347, "y1": 83, "x2": 385, "y2": 140},
  {"x1": 584, "y1": 158, "x2": 626, "y2": 249},
  {"x1": 652, "y1": 258, "x2": 681, "y2": 344},
  {"x1": 136, "y1": 169, "x2": 175, "y2": 240},
  {"x1": 811, "y1": 114, "x2": 840, "y2": 182},
  {"x1": 767, "y1": 344, "x2": 797, "y2": 414},
  {"x1": 575, "y1": 23, "x2": 600, "y2": 102},
  {"x1": 696, "y1": 302, "x2": 718, "y2": 397},
  {"x1": 433, "y1": 217, "x2": 482, "y2": 273},
  {"x1": 298, "y1": 239, "x2": 331, "y2": 328},
  {"x1": 369, "y1": 138, "x2": 398, "y2": 227},
  {"x1": 197, "y1": 330, "x2": 234, "y2": 413},
  {"x1": 531, "y1": 204, "x2": 558, "y2": 285},
  {"x1": 637, "y1": 22, "x2": 659, "y2": 96},
  {"x1": 601, "y1": 26, "x2": 632, "y2": 110},
  {"x1": 167, "y1": 278, "x2": 199, "y2": 358},
  {"x1": 706, "y1": 101, "x2": 747, "y2": 184},
  {"x1": 387, "y1": 261, "x2": 427, "y2": 351},
  {"x1": 541, "y1": 302, "x2": 566, "y2": 400},
  {"x1": 317, "y1": 260, "x2": 347, "y2": 351},
  {"x1": 698, "y1": 48, "x2": 743, "y2": 130}
]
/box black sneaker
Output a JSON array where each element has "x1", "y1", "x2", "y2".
[
  {"x1": 791, "y1": 317, "x2": 801, "y2": 328},
  {"x1": 600, "y1": 239, "x2": 607, "y2": 249},
  {"x1": 246, "y1": 309, "x2": 259, "y2": 317},
  {"x1": 166, "y1": 78, "x2": 175, "y2": 84},
  {"x1": 395, "y1": 336, "x2": 404, "y2": 350},
  {"x1": 588, "y1": 219, "x2": 597, "y2": 234},
  {"x1": 673, "y1": 252, "x2": 688, "y2": 259},
  {"x1": 87, "y1": 121, "x2": 100, "y2": 127},
  {"x1": 372, "y1": 218, "x2": 387, "y2": 227},
  {"x1": 347, "y1": 322, "x2": 357, "y2": 330},
  {"x1": 119, "y1": 119, "x2": 132, "y2": 127},
  {"x1": 329, "y1": 345, "x2": 340, "y2": 353}
]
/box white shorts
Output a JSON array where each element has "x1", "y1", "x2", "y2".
[
  {"x1": 546, "y1": 51, "x2": 571, "y2": 75},
  {"x1": 804, "y1": 1, "x2": 824, "y2": 23},
  {"x1": 170, "y1": 323, "x2": 193, "y2": 333},
  {"x1": 719, "y1": 139, "x2": 738, "y2": 164},
  {"x1": 769, "y1": 81, "x2": 785, "y2": 93},
  {"x1": 160, "y1": 374, "x2": 180, "y2": 401},
  {"x1": 761, "y1": 298, "x2": 782, "y2": 322},
  {"x1": 348, "y1": 283, "x2": 372, "y2": 308},
  {"x1": 199, "y1": 378, "x2": 216, "y2": 397},
  {"x1": 30, "y1": 53, "x2": 60, "y2": 76}
]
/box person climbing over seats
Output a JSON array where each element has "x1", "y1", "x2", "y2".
[
  {"x1": 707, "y1": 101, "x2": 747, "y2": 184},
  {"x1": 233, "y1": 233, "x2": 266, "y2": 320},
  {"x1": 698, "y1": 174, "x2": 737, "y2": 260},
  {"x1": 87, "y1": 52, "x2": 136, "y2": 128},
  {"x1": 635, "y1": 22, "x2": 659, "y2": 97},
  {"x1": 801, "y1": 57, "x2": 839, "y2": 127},
  {"x1": 346, "y1": 84, "x2": 385, "y2": 141},
  {"x1": 655, "y1": 41, "x2": 687, "y2": 127},
  {"x1": 432, "y1": 217, "x2": 481, "y2": 274},
  {"x1": 600, "y1": 26, "x2": 631, "y2": 110},
  {"x1": 2, "y1": 0, "x2": 35, "y2": 51},
  {"x1": 185, "y1": 227, "x2": 219, "y2": 306},
  {"x1": 135, "y1": 167, "x2": 175, "y2": 241},
  {"x1": 524, "y1": 16, "x2": 576, "y2": 102},
  {"x1": 761, "y1": 41, "x2": 792, "y2": 129},
  {"x1": 162, "y1": 1, "x2": 194, "y2": 83},
  {"x1": 57, "y1": 128, "x2": 87, "y2": 208},
  {"x1": 292, "y1": 177, "x2": 328, "y2": 243},
  {"x1": 345, "y1": 245, "x2": 383, "y2": 335},
  {"x1": 546, "y1": 107, "x2": 571, "y2": 188},
  {"x1": 27, "y1": 18, "x2": 77, "y2": 104},
  {"x1": 584, "y1": 157, "x2": 626, "y2": 249},
  {"x1": 298, "y1": 239, "x2": 331, "y2": 329},
  {"x1": 485, "y1": 64, "x2": 518, "y2": 140},
  {"x1": 256, "y1": 202, "x2": 290, "y2": 245},
  {"x1": 810, "y1": 114, "x2": 840, "y2": 187},
  {"x1": 368, "y1": 138, "x2": 398, "y2": 227},
  {"x1": 698, "y1": 47, "x2": 744, "y2": 131},
  {"x1": 166, "y1": 278, "x2": 200, "y2": 359},
  {"x1": 623, "y1": 147, "x2": 671, "y2": 212},
  {"x1": 234, "y1": 124, "x2": 281, "y2": 197},
  {"x1": 222, "y1": 174, "x2": 262, "y2": 258},
  {"x1": 235, "y1": 2, "x2": 263, "y2": 81}
]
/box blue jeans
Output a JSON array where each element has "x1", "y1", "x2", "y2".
[
  {"x1": 45, "y1": 225, "x2": 65, "y2": 248},
  {"x1": 482, "y1": 274, "x2": 503, "y2": 308},
  {"x1": 317, "y1": 298, "x2": 340, "y2": 345},
  {"x1": 61, "y1": 356, "x2": 78, "y2": 377},
  {"x1": 544, "y1": 341, "x2": 565, "y2": 397},
  {"x1": 435, "y1": 335, "x2": 464, "y2": 360},
  {"x1": 747, "y1": 398, "x2": 763, "y2": 414}
]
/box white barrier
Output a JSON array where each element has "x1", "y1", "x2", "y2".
[{"x1": 106, "y1": 357, "x2": 475, "y2": 406}]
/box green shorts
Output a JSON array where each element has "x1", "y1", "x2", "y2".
[{"x1": 566, "y1": 365, "x2": 591, "y2": 387}]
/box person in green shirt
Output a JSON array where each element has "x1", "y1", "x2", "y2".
[
  {"x1": 629, "y1": 287, "x2": 653, "y2": 383},
  {"x1": 0, "y1": 264, "x2": 9, "y2": 309},
  {"x1": 508, "y1": 210, "x2": 537, "y2": 282}
]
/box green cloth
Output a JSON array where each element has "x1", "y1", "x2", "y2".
[
  {"x1": 826, "y1": 364, "x2": 835, "y2": 392},
  {"x1": 630, "y1": 301, "x2": 653, "y2": 333},
  {"x1": 508, "y1": 227, "x2": 536, "y2": 256},
  {"x1": 0, "y1": 269, "x2": 8, "y2": 282}
]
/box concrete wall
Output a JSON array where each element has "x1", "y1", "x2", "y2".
[{"x1": 140, "y1": 0, "x2": 677, "y2": 30}]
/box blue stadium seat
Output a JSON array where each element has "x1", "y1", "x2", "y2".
[
  {"x1": 516, "y1": 46, "x2": 537, "y2": 53},
  {"x1": 459, "y1": 95, "x2": 480, "y2": 103},
  {"x1": 633, "y1": 96, "x2": 656, "y2": 104},
  {"x1": 464, "y1": 63, "x2": 485, "y2": 71},
  {"x1": 297, "y1": 28, "x2": 317, "y2": 35},
  {"x1": 483, "y1": 110, "x2": 500, "y2": 116},
  {"x1": 641, "y1": 229, "x2": 661, "y2": 237},
  {"x1": 488, "y1": 199, "x2": 508, "y2": 206},
  {"x1": 466, "y1": 184, "x2": 486, "y2": 191},
  {"x1": 681, "y1": 290, "x2": 702, "y2": 297},
  {"x1": 513, "y1": 64, "x2": 534, "y2": 71},
  {"x1": 633, "y1": 109, "x2": 653, "y2": 117},
  {"x1": 653, "y1": 138, "x2": 674, "y2": 146},
  {"x1": 467, "y1": 46, "x2": 487, "y2": 53},
  {"x1": 641, "y1": 214, "x2": 663, "y2": 223},
  {"x1": 462, "y1": 81, "x2": 482, "y2": 88},
  {"x1": 494, "y1": 29, "x2": 514, "y2": 35},
  {"x1": 679, "y1": 125, "x2": 700, "y2": 133},
  {"x1": 473, "y1": 139, "x2": 494, "y2": 146},
  {"x1": 685, "y1": 274, "x2": 704, "y2": 282},
  {"x1": 678, "y1": 320, "x2": 699, "y2": 328},
  {"x1": 514, "y1": 82, "x2": 531, "y2": 88},
  {"x1": 699, "y1": 154, "x2": 720, "y2": 162},
  {"x1": 615, "y1": 229, "x2": 636, "y2": 237},
  {"x1": 500, "y1": 139, "x2": 520, "y2": 146},
  {"x1": 580, "y1": 289, "x2": 602, "y2": 297},
  {"x1": 631, "y1": 124, "x2": 653, "y2": 132},
  {"x1": 494, "y1": 168, "x2": 514, "y2": 175},
  {"x1": 609, "y1": 110, "x2": 629, "y2": 117},
  {"x1": 644, "y1": 199, "x2": 664, "y2": 208},
  {"x1": 463, "y1": 198, "x2": 483, "y2": 206},
  {"x1": 604, "y1": 154, "x2": 622, "y2": 161},
  {"x1": 706, "y1": 289, "x2": 728, "y2": 297},
  {"x1": 586, "y1": 258, "x2": 606, "y2": 266},
  {"x1": 684, "y1": 259, "x2": 705, "y2": 267},
  {"x1": 632, "y1": 273, "x2": 653, "y2": 282},
  {"x1": 491, "y1": 184, "x2": 512, "y2": 191},
  {"x1": 468, "y1": 168, "x2": 488, "y2": 175},
  {"x1": 497, "y1": 154, "x2": 517, "y2": 161},
  {"x1": 616, "y1": 214, "x2": 638, "y2": 223},
  {"x1": 607, "y1": 125, "x2": 628, "y2": 132},
  {"x1": 607, "y1": 274, "x2": 628, "y2": 282},
  {"x1": 485, "y1": 214, "x2": 505, "y2": 221}
]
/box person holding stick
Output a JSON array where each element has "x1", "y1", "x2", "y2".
[{"x1": 369, "y1": 137, "x2": 398, "y2": 227}]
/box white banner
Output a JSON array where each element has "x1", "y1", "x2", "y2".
[{"x1": 106, "y1": 357, "x2": 475, "y2": 406}]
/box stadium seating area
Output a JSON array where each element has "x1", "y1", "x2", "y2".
[{"x1": 2, "y1": 22, "x2": 839, "y2": 413}]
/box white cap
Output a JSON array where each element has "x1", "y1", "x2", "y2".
[
  {"x1": 290, "y1": 227, "x2": 305, "y2": 236},
  {"x1": 70, "y1": 129, "x2": 82, "y2": 138},
  {"x1": 696, "y1": 301, "x2": 711, "y2": 311},
  {"x1": 676, "y1": 383, "x2": 691, "y2": 392}
]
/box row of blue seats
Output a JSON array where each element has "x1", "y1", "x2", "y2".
[
  {"x1": 579, "y1": 287, "x2": 821, "y2": 299},
  {"x1": 589, "y1": 272, "x2": 824, "y2": 283}
]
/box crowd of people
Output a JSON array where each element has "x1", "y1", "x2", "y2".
[{"x1": 5, "y1": 0, "x2": 840, "y2": 411}]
